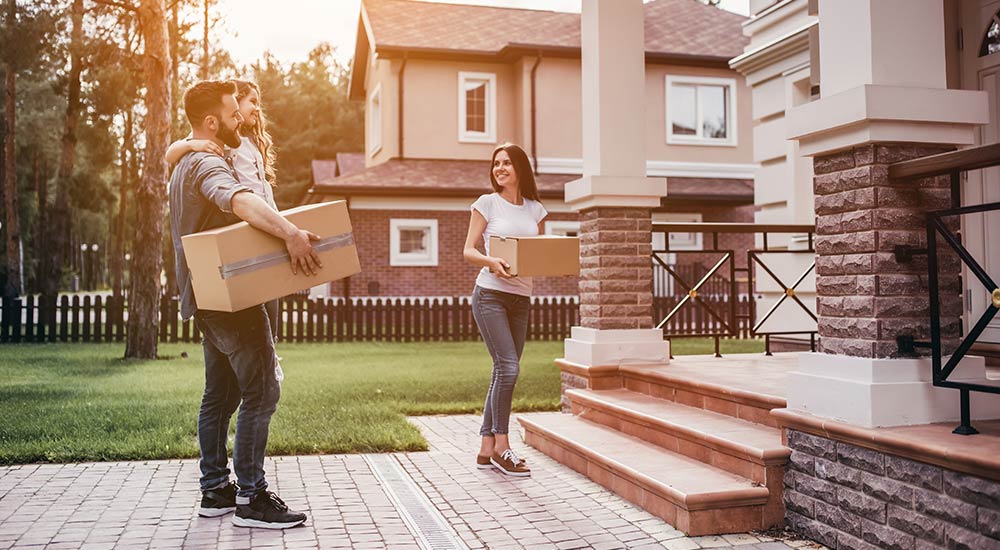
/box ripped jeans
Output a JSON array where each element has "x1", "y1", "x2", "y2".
[{"x1": 472, "y1": 286, "x2": 530, "y2": 436}]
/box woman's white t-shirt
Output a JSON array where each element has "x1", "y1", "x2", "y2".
[{"x1": 471, "y1": 193, "x2": 547, "y2": 297}]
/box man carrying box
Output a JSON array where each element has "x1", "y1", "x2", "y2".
[{"x1": 168, "y1": 80, "x2": 314, "y2": 529}]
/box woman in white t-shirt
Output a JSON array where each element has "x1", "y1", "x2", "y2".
[{"x1": 462, "y1": 143, "x2": 547, "y2": 477}]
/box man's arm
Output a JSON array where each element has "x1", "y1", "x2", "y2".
[{"x1": 231, "y1": 191, "x2": 322, "y2": 276}]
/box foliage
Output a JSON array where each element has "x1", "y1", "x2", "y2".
[
  {"x1": 1, "y1": 1, "x2": 364, "y2": 295},
  {"x1": 249, "y1": 44, "x2": 363, "y2": 207}
]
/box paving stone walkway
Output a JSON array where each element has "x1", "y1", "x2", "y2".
[{"x1": 0, "y1": 414, "x2": 824, "y2": 549}]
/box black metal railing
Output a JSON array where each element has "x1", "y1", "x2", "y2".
[
  {"x1": 890, "y1": 142, "x2": 1000, "y2": 435},
  {"x1": 652, "y1": 222, "x2": 816, "y2": 357}
]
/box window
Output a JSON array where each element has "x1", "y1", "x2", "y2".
[
  {"x1": 368, "y1": 83, "x2": 382, "y2": 156},
  {"x1": 665, "y1": 76, "x2": 737, "y2": 146},
  {"x1": 545, "y1": 221, "x2": 580, "y2": 237},
  {"x1": 982, "y1": 12, "x2": 1000, "y2": 57},
  {"x1": 458, "y1": 72, "x2": 497, "y2": 143},
  {"x1": 390, "y1": 219, "x2": 438, "y2": 266},
  {"x1": 651, "y1": 213, "x2": 703, "y2": 252}
]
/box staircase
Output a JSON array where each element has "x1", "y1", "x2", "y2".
[{"x1": 519, "y1": 358, "x2": 789, "y2": 536}]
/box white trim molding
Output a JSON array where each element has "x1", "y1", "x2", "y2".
[
  {"x1": 367, "y1": 82, "x2": 382, "y2": 157},
  {"x1": 348, "y1": 196, "x2": 577, "y2": 213},
  {"x1": 545, "y1": 220, "x2": 581, "y2": 236},
  {"x1": 457, "y1": 71, "x2": 497, "y2": 144},
  {"x1": 535, "y1": 157, "x2": 757, "y2": 180},
  {"x1": 389, "y1": 218, "x2": 439, "y2": 267},
  {"x1": 665, "y1": 75, "x2": 738, "y2": 147}
]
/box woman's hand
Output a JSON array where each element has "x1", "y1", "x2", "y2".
[
  {"x1": 487, "y1": 256, "x2": 513, "y2": 279},
  {"x1": 188, "y1": 139, "x2": 224, "y2": 157}
]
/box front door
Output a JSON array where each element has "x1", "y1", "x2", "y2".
[{"x1": 960, "y1": 0, "x2": 1000, "y2": 343}]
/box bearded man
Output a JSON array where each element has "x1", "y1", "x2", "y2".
[{"x1": 168, "y1": 80, "x2": 315, "y2": 529}]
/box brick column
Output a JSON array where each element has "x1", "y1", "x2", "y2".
[
  {"x1": 813, "y1": 143, "x2": 962, "y2": 359},
  {"x1": 578, "y1": 207, "x2": 654, "y2": 330}
]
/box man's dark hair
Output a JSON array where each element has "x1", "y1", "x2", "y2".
[{"x1": 183, "y1": 80, "x2": 238, "y2": 127}]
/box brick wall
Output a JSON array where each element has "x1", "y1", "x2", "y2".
[
  {"x1": 812, "y1": 143, "x2": 963, "y2": 358},
  {"x1": 329, "y1": 203, "x2": 752, "y2": 301},
  {"x1": 784, "y1": 429, "x2": 1000, "y2": 550},
  {"x1": 328, "y1": 208, "x2": 580, "y2": 297},
  {"x1": 579, "y1": 207, "x2": 654, "y2": 330}
]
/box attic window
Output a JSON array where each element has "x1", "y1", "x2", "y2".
[
  {"x1": 458, "y1": 72, "x2": 496, "y2": 143},
  {"x1": 981, "y1": 13, "x2": 1000, "y2": 57}
]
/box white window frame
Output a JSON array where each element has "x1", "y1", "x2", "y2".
[
  {"x1": 545, "y1": 220, "x2": 581, "y2": 237},
  {"x1": 368, "y1": 83, "x2": 382, "y2": 157},
  {"x1": 389, "y1": 218, "x2": 438, "y2": 266},
  {"x1": 458, "y1": 71, "x2": 497, "y2": 144},
  {"x1": 652, "y1": 212, "x2": 703, "y2": 252},
  {"x1": 665, "y1": 75, "x2": 737, "y2": 147}
]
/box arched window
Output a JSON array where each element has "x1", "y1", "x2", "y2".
[{"x1": 980, "y1": 13, "x2": 1000, "y2": 57}]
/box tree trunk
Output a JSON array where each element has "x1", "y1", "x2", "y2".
[
  {"x1": 46, "y1": 0, "x2": 83, "y2": 298},
  {"x1": 200, "y1": 0, "x2": 209, "y2": 79},
  {"x1": 169, "y1": 0, "x2": 179, "y2": 134},
  {"x1": 126, "y1": 0, "x2": 171, "y2": 359},
  {"x1": 3, "y1": 0, "x2": 20, "y2": 299},
  {"x1": 32, "y1": 150, "x2": 45, "y2": 293},
  {"x1": 111, "y1": 109, "x2": 132, "y2": 301}
]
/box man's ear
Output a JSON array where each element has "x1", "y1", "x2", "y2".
[{"x1": 205, "y1": 115, "x2": 218, "y2": 131}]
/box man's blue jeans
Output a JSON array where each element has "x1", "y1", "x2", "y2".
[
  {"x1": 472, "y1": 286, "x2": 530, "y2": 436},
  {"x1": 194, "y1": 305, "x2": 280, "y2": 499}
]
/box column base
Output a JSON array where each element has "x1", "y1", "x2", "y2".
[
  {"x1": 788, "y1": 352, "x2": 1000, "y2": 428},
  {"x1": 564, "y1": 326, "x2": 670, "y2": 367}
]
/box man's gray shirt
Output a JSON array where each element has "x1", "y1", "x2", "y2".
[{"x1": 169, "y1": 151, "x2": 253, "y2": 319}]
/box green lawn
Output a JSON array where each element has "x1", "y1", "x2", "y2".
[{"x1": 0, "y1": 338, "x2": 762, "y2": 465}]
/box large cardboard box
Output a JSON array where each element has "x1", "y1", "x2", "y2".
[
  {"x1": 489, "y1": 235, "x2": 580, "y2": 277},
  {"x1": 182, "y1": 200, "x2": 360, "y2": 313}
]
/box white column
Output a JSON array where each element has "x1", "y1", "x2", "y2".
[
  {"x1": 562, "y1": 0, "x2": 669, "y2": 370},
  {"x1": 788, "y1": 0, "x2": 987, "y2": 156},
  {"x1": 564, "y1": 0, "x2": 667, "y2": 211}
]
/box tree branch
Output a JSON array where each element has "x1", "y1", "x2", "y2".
[{"x1": 91, "y1": 0, "x2": 138, "y2": 13}]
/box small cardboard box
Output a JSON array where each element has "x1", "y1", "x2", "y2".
[
  {"x1": 182, "y1": 200, "x2": 361, "y2": 313},
  {"x1": 489, "y1": 235, "x2": 580, "y2": 277}
]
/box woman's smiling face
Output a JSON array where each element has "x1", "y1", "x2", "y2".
[{"x1": 492, "y1": 150, "x2": 518, "y2": 190}]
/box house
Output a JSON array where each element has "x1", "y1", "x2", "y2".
[
  {"x1": 307, "y1": 0, "x2": 757, "y2": 299},
  {"x1": 512, "y1": 0, "x2": 1000, "y2": 543}
]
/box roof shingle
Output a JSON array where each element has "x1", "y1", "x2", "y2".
[{"x1": 363, "y1": 0, "x2": 749, "y2": 60}]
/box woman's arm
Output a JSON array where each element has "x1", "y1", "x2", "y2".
[
  {"x1": 463, "y1": 209, "x2": 513, "y2": 278},
  {"x1": 165, "y1": 138, "x2": 224, "y2": 166}
]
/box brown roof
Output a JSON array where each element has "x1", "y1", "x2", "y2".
[
  {"x1": 336, "y1": 152, "x2": 367, "y2": 177},
  {"x1": 308, "y1": 159, "x2": 752, "y2": 203},
  {"x1": 311, "y1": 160, "x2": 339, "y2": 185},
  {"x1": 362, "y1": 0, "x2": 748, "y2": 60}
]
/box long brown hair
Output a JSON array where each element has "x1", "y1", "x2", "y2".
[
  {"x1": 234, "y1": 80, "x2": 277, "y2": 185},
  {"x1": 489, "y1": 143, "x2": 539, "y2": 201}
]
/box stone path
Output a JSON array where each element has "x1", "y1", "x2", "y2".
[{"x1": 0, "y1": 414, "x2": 824, "y2": 549}]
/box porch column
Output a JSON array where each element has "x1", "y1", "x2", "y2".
[
  {"x1": 786, "y1": 0, "x2": 1000, "y2": 426},
  {"x1": 560, "y1": 0, "x2": 669, "y2": 398}
]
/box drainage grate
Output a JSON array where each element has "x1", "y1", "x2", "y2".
[{"x1": 364, "y1": 454, "x2": 469, "y2": 550}]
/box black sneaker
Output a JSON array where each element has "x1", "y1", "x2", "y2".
[
  {"x1": 198, "y1": 482, "x2": 237, "y2": 517},
  {"x1": 232, "y1": 491, "x2": 307, "y2": 529}
]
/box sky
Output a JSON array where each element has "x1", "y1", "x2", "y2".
[{"x1": 220, "y1": 0, "x2": 752, "y2": 68}]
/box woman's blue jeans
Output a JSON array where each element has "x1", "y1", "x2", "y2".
[
  {"x1": 194, "y1": 305, "x2": 281, "y2": 499},
  {"x1": 472, "y1": 286, "x2": 530, "y2": 436}
]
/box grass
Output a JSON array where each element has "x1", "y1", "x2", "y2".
[{"x1": 0, "y1": 337, "x2": 762, "y2": 465}]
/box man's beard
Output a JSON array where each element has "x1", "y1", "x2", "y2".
[{"x1": 216, "y1": 122, "x2": 242, "y2": 148}]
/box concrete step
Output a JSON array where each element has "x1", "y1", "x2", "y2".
[
  {"x1": 567, "y1": 388, "x2": 789, "y2": 480},
  {"x1": 519, "y1": 413, "x2": 776, "y2": 536},
  {"x1": 619, "y1": 363, "x2": 786, "y2": 427}
]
